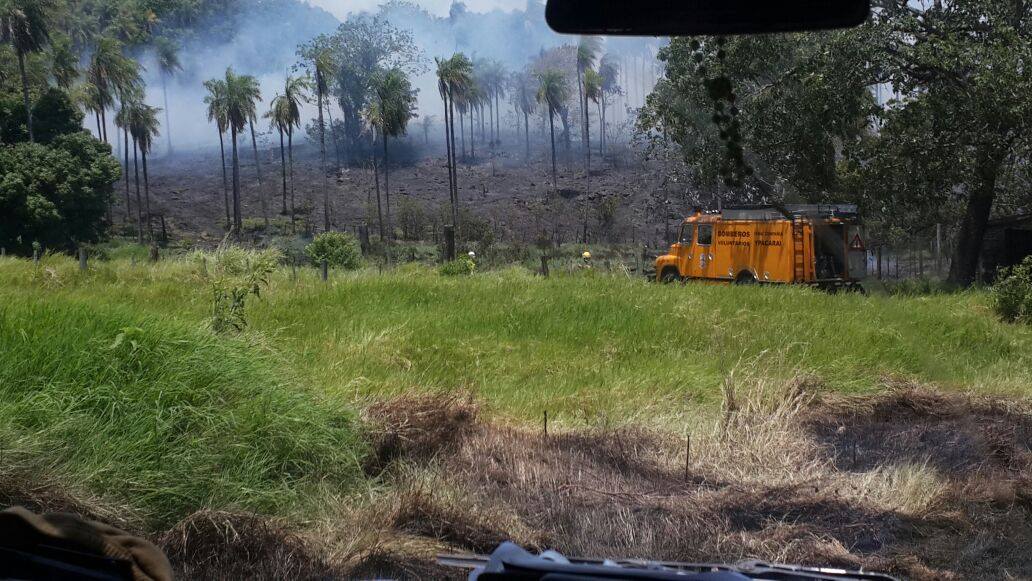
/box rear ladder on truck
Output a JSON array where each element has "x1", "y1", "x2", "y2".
[{"x1": 791, "y1": 216, "x2": 807, "y2": 283}]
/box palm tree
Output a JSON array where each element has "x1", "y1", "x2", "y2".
[
  {"x1": 312, "y1": 48, "x2": 334, "y2": 232},
  {"x1": 222, "y1": 68, "x2": 260, "y2": 233},
  {"x1": 420, "y1": 115, "x2": 434, "y2": 145},
  {"x1": 583, "y1": 67, "x2": 602, "y2": 169},
  {"x1": 88, "y1": 37, "x2": 138, "y2": 145},
  {"x1": 265, "y1": 75, "x2": 307, "y2": 220},
  {"x1": 48, "y1": 32, "x2": 77, "y2": 89},
  {"x1": 367, "y1": 68, "x2": 417, "y2": 241},
  {"x1": 154, "y1": 37, "x2": 181, "y2": 155},
  {"x1": 598, "y1": 54, "x2": 620, "y2": 157},
  {"x1": 235, "y1": 74, "x2": 267, "y2": 227},
  {"x1": 537, "y1": 69, "x2": 570, "y2": 194},
  {"x1": 510, "y1": 70, "x2": 536, "y2": 161},
  {"x1": 576, "y1": 36, "x2": 601, "y2": 172},
  {"x1": 203, "y1": 78, "x2": 231, "y2": 228},
  {"x1": 1, "y1": 0, "x2": 52, "y2": 142},
  {"x1": 128, "y1": 101, "x2": 161, "y2": 241},
  {"x1": 436, "y1": 54, "x2": 473, "y2": 228}
]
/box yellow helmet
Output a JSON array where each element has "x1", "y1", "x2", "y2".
[{"x1": 582, "y1": 251, "x2": 592, "y2": 260}]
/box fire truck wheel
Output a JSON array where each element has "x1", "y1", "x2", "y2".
[
  {"x1": 734, "y1": 271, "x2": 758, "y2": 285},
  {"x1": 660, "y1": 269, "x2": 681, "y2": 284}
]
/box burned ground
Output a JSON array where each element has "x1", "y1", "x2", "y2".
[{"x1": 5, "y1": 381, "x2": 1031, "y2": 579}]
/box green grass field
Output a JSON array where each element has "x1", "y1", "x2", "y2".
[{"x1": 2, "y1": 252, "x2": 1031, "y2": 529}]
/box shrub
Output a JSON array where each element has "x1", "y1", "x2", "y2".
[
  {"x1": 197, "y1": 245, "x2": 283, "y2": 333},
  {"x1": 304, "y1": 231, "x2": 362, "y2": 270},
  {"x1": 0, "y1": 132, "x2": 120, "y2": 255},
  {"x1": 439, "y1": 257, "x2": 476, "y2": 276},
  {"x1": 991, "y1": 256, "x2": 1032, "y2": 324}
]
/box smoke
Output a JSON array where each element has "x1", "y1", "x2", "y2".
[{"x1": 125, "y1": 0, "x2": 662, "y2": 153}]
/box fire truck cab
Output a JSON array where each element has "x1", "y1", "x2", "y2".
[{"x1": 655, "y1": 204, "x2": 866, "y2": 290}]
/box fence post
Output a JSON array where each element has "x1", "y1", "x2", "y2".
[
  {"x1": 540, "y1": 255, "x2": 550, "y2": 277},
  {"x1": 1, "y1": 247, "x2": 5, "y2": 258},
  {"x1": 876, "y1": 246, "x2": 882, "y2": 280},
  {"x1": 149, "y1": 244, "x2": 159, "y2": 262},
  {"x1": 444, "y1": 225, "x2": 456, "y2": 261},
  {"x1": 321, "y1": 260, "x2": 329, "y2": 282},
  {"x1": 78, "y1": 247, "x2": 88, "y2": 271},
  {"x1": 919, "y1": 241, "x2": 924, "y2": 278},
  {"x1": 160, "y1": 215, "x2": 168, "y2": 246}
]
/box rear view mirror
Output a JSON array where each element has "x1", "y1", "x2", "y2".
[{"x1": 545, "y1": 0, "x2": 870, "y2": 36}]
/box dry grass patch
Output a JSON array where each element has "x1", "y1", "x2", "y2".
[{"x1": 353, "y1": 379, "x2": 1032, "y2": 580}]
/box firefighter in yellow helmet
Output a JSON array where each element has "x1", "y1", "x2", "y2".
[{"x1": 581, "y1": 251, "x2": 592, "y2": 269}]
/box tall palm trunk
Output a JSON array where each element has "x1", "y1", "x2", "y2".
[
  {"x1": 231, "y1": 125, "x2": 241, "y2": 233},
  {"x1": 469, "y1": 108, "x2": 475, "y2": 161},
  {"x1": 317, "y1": 81, "x2": 329, "y2": 232},
  {"x1": 142, "y1": 146, "x2": 152, "y2": 240},
  {"x1": 495, "y1": 93, "x2": 501, "y2": 145},
  {"x1": 524, "y1": 112, "x2": 530, "y2": 161},
  {"x1": 584, "y1": 94, "x2": 591, "y2": 173},
  {"x1": 217, "y1": 129, "x2": 230, "y2": 228},
  {"x1": 249, "y1": 120, "x2": 268, "y2": 227},
  {"x1": 326, "y1": 105, "x2": 342, "y2": 169},
  {"x1": 17, "y1": 50, "x2": 33, "y2": 142},
  {"x1": 448, "y1": 96, "x2": 459, "y2": 227},
  {"x1": 488, "y1": 100, "x2": 494, "y2": 145},
  {"x1": 459, "y1": 111, "x2": 466, "y2": 160},
  {"x1": 123, "y1": 126, "x2": 131, "y2": 222},
  {"x1": 548, "y1": 110, "x2": 558, "y2": 193},
  {"x1": 100, "y1": 108, "x2": 108, "y2": 144},
  {"x1": 278, "y1": 126, "x2": 288, "y2": 214},
  {"x1": 373, "y1": 143, "x2": 384, "y2": 241},
  {"x1": 443, "y1": 96, "x2": 455, "y2": 226},
  {"x1": 384, "y1": 135, "x2": 392, "y2": 241},
  {"x1": 576, "y1": 66, "x2": 585, "y2": 159},
  {"x1": 95, "y1": 111, "x2": 103, "y2": 141},
  {"x1": 133, "y1": 139, "x2": 143, "y2": 243},
  {"x1": 597, "y1": 100, "x2": 604, "y2": 159},
  {"x1": 287, "y1": 128, "x2": 296, "y2": 224},
  {"x1": 162, "y1": 74, "x2": 172, "y2": 155}
]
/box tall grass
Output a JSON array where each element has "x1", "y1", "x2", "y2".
[
  {"x1": 2, "y1": 255, "x2": 1029, "y2": 429},
  {"x1": 0, "y1": 294, "x2": 367, "y2": 530}
]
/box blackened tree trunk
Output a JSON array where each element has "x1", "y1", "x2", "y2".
[
  {"x1": 249, "y1": 120, "x2": 268, "y2": 227},
  {"x1": 142, "y1": 146, "x2": 152, "y2": 240},
  {"x1": 948, "y1": 146, "x2": 1005, "y2": 286},
  {"x1": 133, "y1": 140, "x2": 143, "y2": 243},
  {"x1": 217, "y1": 129, "x2": 230, "y2": 228},
  {"x1": 278, "y1": 126, "x2": 288, "y2": 214},
  {"x1": 231, "y1": 126, "x2": 241, "y2": 233},
  {"x1": 548, "y1": 110, "x2": 558, "y2": 193}
]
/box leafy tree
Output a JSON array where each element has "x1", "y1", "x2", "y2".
[
  {"x1": 536, "y1": 69, "x2": 569, "y2": 193},
  {"x1": 31, "y1": 86, "x2": 82, "y2": 143},
  {"x1": 303, "y1": 14, "x2": 422, "y2": 158},
  {"x1": 0, "y1": 131, "x2": 120, "y2": 253},
  {"x1": 1, "y1": 0, "x2": 53, "y2": 142},
  {"x1": 87, "y1": 36, "x2": 139, "y2": 145},
  {"x1": 304, "y1": 231, "x2": 361, "y2": 270}
]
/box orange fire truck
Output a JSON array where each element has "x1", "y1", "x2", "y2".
[{"x1": 655, "y1": 204, "x2": 866, "y2": 290}]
